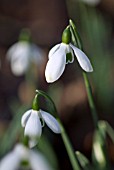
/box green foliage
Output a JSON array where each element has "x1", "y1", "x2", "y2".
[{"x1": 76, "y1": 151, "x2": 93, "y2": 170}]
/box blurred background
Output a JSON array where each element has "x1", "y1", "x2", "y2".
[{"x1": 0, "y1": 0, "x2": 114, "y2": 169}]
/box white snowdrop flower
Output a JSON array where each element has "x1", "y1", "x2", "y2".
[
  {"x1": 6, "y1": 41, "x2": 44, "y2": 76},
  {"x1": 0, "y1": 143, "x2": 52, "y2": 170},
  {"x1": 45, "y1": 26, "x2": 93, "y2": 83},
  {"x1": 79, "y1": 0, "x2": 101, "y2": 6},
  {"x1": 45, "y1": 42, "x2": 93, "y2": 83},
  {"x1": 21, "y1": 109, "x2": 61, "y2": 148}
]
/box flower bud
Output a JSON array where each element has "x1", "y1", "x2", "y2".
[{"x1": 62, "y1": 26, "x2": 71, "y2": 44}]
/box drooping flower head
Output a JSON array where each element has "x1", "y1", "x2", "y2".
[
  {"x1": 6, "y1": 29, "x2": 44, "y2": 76},
  {"x1": 21, "y1": 91, "x2": 61, "y2": 148},
  {"x1": 45, "y1": 26, "x2": 93, "y2": 83},
  {"x1": 0, "y1": 143, "x2": 52, "y2": 170}
]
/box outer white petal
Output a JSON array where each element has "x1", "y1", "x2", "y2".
[
  {"x1": 30, "y1": 150, "x2": 53, "y2": 170},
  {"x1": 7, "y1": 42, "x2": 30, "y2": 60},
  {"x1": 7, "y1": 42, "x2": 30, "y2": 76},
  {"x1": 29, "y1": 139, "x2": 39, "y2": 148},
  {"x1": 0, "y1": 151, "x2": 20, "y2": 170},
  {"x1": 70, "y1": 44, "x2": 93, "y2": 72},
  {"x1": 21, "y1": 109, "x2": 32, "y2": 127},
  {"x1": 14, "y1": 144, "x2": 29, "y2": 160},
  {"x1": 45, "y1": 44, "x2": 66, "y2": 83},
  {"x1": 24, "y1": 110, "x2": 42, "y2": 147},
  {"x1": 10, "y1": 54, "x2": 29, "y2": 76},
  {"x1": 40, "y1": 110, "x2": 61, "y2": 134},
  {"x1": 48, "y1": 44, "x2": 61, "y2": 59},
  {"x1": 31, "y1": 44, "x2": 44, "y2": 64},
  {"x1": 6, "y1": 43, "x2": 18, "y2": 60}
]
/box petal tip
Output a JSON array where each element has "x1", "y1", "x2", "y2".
[
  {"x1": 86, "y1": 65, "x2": 93, "y2": 72},
  {"x1": 45, "y1": 72, "x2": 57, "y2": 83}
]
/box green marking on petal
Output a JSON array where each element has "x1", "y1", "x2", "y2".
[
  {"x1": 66, "y1": 52, "x2": 73, "y2": 63},
  {"x1": 20, "y1": 159, "x2": 30, "y2": 167}
]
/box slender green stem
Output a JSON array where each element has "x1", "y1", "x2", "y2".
[
  {"x1": 83, "y1": 72, "x2": 98, "y2": 128},
  {"x1": 69, "y1": 19, "x2": 83, "y2": 50},
  {"x1": 36, "y1": 89, "x2": 81, "y2": 170},
  {"x1": 58, "y1": 119, "x2": 81, "y2": 170},
  {"x1": 69, "y1": 19, "x2": 98, "y2": 128}
]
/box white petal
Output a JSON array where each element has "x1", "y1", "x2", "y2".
[
  {"x1": 70, "y1": 44, "x2": 93, "y2": 72},
  {"x1": 40, "y1": 110, "x2": 61, "y2": 134},
  {"x1": 48, "y1": 44, "x2": 61, "y2": 59},
  {"x1": 10, "y1": 54, "x2": 29, "y2": 76},
  {"x1": 6, "y1": 43, "x2": 18, "y2": 60},
  {"x1": 30, "y1": 150, "x2": 52, "y2": 170},
  {"x1": 0, "y1": 151, "x2": 20, "y2": 170},
  {"x1": 29, "y1": 139, "x2": 39, "y2": 148},
  {"x1": 7, "y1": 42, "x2": 30, "y2": 60},
  {"x1": 24, "y1": 110, "x2": 42, "y2": 147},
  {"x1": 7, "y1": 42, "x2": 30, "y2": 76},
  {"x1": 45, "y1": 44, "x2": 66, "y2": 83},
  {"x1": 14, "y1": 144, "x2": 29, "y2": 159},
  {"x1": 21, "y1": 109, "x2": 32, "y2": 127},
  {"x1": 31, "y1": 44, "x2": 44, "y2": 64}
]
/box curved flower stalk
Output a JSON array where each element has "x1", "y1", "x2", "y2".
[
  {"x1": 21, "y1": 109, "x2": 61, "y2": 148},
  {"x1": 69, "y1": 19, "x2": 98, "y2": 128},
  {"x1": 7, "y1": 41, "x2": 44, "y2": 76},
  {"x1": 45, "y1": 27, "x2": 93, "y2": 83},
  {"x1": 0, "y1": 143, "x2": 52, "y2": 170}
]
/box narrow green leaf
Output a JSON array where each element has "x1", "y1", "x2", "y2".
[
  {"x1": 92, "y1": 124, "x2": 111, "y2": 170},
  {"x1": 76, "y1": 151, "x2": 93, "y2": 170}
]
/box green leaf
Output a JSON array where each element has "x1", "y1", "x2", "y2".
[
  {"x1": 69, "y1": 19, "x2": 83, "y2": 50},
  {"x1": 92, "y1": 123, "x2": 111, "y2": 170},
  {"x1": 76, "y1": 151, "x2": 93, "y2": 170},
  {"x1": 0, "y1": 105, "x2": 27, "y2": 156},
  {"x1": 99, "y1": 120, "x2": 114, "y2": 143}
]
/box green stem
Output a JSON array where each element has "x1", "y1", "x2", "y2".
[
  {"x1": 69, "y1": 19, "x2": 83, "y2": 50},
  {"x1": 36, "y1": 89, "x2": 81, "y2": 170},
  {"x1": 59, "y1": 119, "x2": 80, "y2": 170},
  {"x1": 69, "y1": 19, "x2": 98, "y2": 128},
  {"x1": 83, "y1": 72, "x2": 98, "y2": 128}
]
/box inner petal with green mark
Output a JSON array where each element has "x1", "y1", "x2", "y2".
[
  {"x1": 66, "y1": 52, "x2": 74, "y2": 64},
  {"x1": 20, "y1": 159, "x2": 30, "y2": 168}
]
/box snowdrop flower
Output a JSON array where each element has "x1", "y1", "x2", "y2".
[
  {"x1": 21, "y1": 109, "x2": 61, "y2": 148},
  {"x1": 45, "y1": 27, "x2": 93, "y2": 83},
  {"x1": 7, "y1": 41, "x2": 44, "y2": 76},
  {"x1": 0, "y1": 143, "x2": 52, "y2": 170}
]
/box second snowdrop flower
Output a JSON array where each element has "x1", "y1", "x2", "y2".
[
  {"x1": 0, "y1": 143, "x2": 52, "y2": 170},
  {"x1": 7, "y1": 41, "x2": 44, "y2": 76},
  {"x1": 21, "y1": 93, "x2": 61, "y2": 148},
  {"x1": 45, "y1": 26, "x2": 93, "y2": 83},
  {"x1": 6, "y1": 29, "x2": 44, "y2": 76}
]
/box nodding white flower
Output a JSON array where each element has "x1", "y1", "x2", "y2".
[
  {"x1": 0, "y1": 144, "x2": 52, "y2": 170},
  {"x1": 21, "y1": 109, "x2": 61, "y2": 148},
  {"x1": 6, "y1": 41, "x2": 44, "y2": 76},
  {"x1": 45, "y1": 43, "x2": 93, "y2": 83}
]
